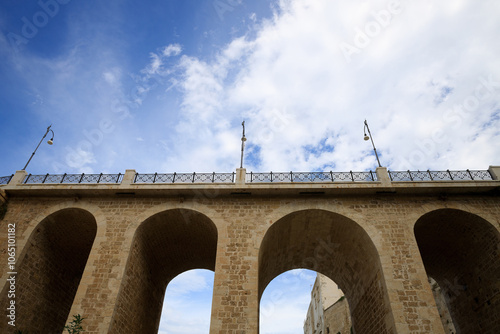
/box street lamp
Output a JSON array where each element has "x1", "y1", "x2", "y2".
[
  {"x1": 363, "y1": 120, "x2": 382, "y2": 168},
  {"x1": 22, "y1": 125, "x2": 55, "y2": 171},
  {"x1": 240, "y1": 121, "x2": 247, "y2": 168}
]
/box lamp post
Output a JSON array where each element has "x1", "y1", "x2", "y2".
[
  {"x1": 22, "y1": 125, "x2": 55, "y2": 171},
  {"x1": 363, "y1": 120, "x2": 382, "y2": 168},
  {"x1": 240, "y1": 121, "x2": 247, "y2": 168}
]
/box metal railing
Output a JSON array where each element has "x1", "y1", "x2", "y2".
[
  {"x1": 0, "y1": 175, "x2": 13, "y2": 185},
  {"x1": 388, "y1": 170, "x2": 492, "y2": 182},
  {"x1": 23, "y1": 173, "x2": 123, "y2": 184},
  {"x1": 246, "y1": 171, "x2": 377, "y2": 183},
  {"x1": 0, "y1": 169, "x2": 494, "y2": 186},
  {"x1": 134, "y1": 172, "x2": 235, "y2": 184}
]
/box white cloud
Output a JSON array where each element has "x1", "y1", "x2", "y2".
[
  {"x1": 147, "y1": 53, "x2": 163, "y2": 75},
  {"x1": 163, "y1": 44, "x2": 183, "y2": 57},
  {"x1": 102, "y1": 68, "x2": 121, "y2": 86},
  {"x1": 160, "y1": 0, "x2": 500, "y2": 172},
  {"x1": 142, "y1": 44, "x2": 183, "y2": 77}
]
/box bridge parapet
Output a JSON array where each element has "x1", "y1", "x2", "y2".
[
  {"x1": 2, "y1": 167, "x2": 497, "y2": 185},
  {"x1": 0, "y1": 167, "x2": 498, "y2": 197}
]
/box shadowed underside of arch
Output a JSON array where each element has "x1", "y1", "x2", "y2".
[
  {"x1": 0, "y1": 208, "x2": 97, "y2": 334},
  {"x1": 259, "y1": 209, "x2": 395, "y2": 334},
  {"x1": 109, "y1": 209, "x2": 218, "y2": 334},
  {"x1": 415, "y1": 209, "x2": 500, "y2": 334}
]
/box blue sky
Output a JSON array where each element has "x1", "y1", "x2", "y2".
[{"x1": 1, "y1": 0, "x2": 500, "y2": 333}]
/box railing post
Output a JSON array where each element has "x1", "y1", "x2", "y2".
[
  {"x1": 153, "y1": 172, "x2": 157, "y2": 183},
  {"x1": 235, "y1": 168, "x2": 246, "y2": 185},
  {"x1": 43, "y1": 173, "x2": 49, "y2": 183},
  {"x1": 60, "y1": 173, "x2": 67, "y2": 183},
  {"x1": 488, "y1": 166, "x2": 500, "y2": 180},
  {"x1": 447, "y1": 169, "x2": 453, "y2": 180},
  {"x1": 8, "y1": 170, "x2": 28, "y2": 185},
  {"x1": 428, "y1": 170, "x2": 433, "y2": 181},
  {"x1": 330, "y1": 171, "x2": 334, "y2": 182},
  {"x1": 121, "y1": 169, "x2": 137, "y2": 187},
  {"x1": 376, "y1": 167, "x2": 391, "y2": 187},
  {"x1": 79, "y1": 173, "x2": 85, "y2": 183}
]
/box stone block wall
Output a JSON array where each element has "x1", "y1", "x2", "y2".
[
  {"x1": 324, "y1": 297, "x2": 351, "y2": 334},
  {"x1": 0, "y1": 189, "x2": 498, "y2": 334}
]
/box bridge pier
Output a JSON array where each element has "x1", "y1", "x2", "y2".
[
  {"x1": 64, "y1": 214, "x2": 133, "y2": 334},
  {"x1": 375, "y1": 214, "x2": 446, "y2": 334},
  {"x1": 210, "y1": 220, "x2": 259, "y2": 333}
]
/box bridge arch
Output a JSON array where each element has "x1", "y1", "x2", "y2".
[
  {"x1": 414, "y1": 208, "x2": 500, "y2": 334},
  {"x1": 109, "y1": 208, "x2": 218, "y2": 333},
  {"x1": 0, "y1": 207, "x2": 97, "y2": 333},
  {"x1": 14, "y1": 201, "x2": 106, "y2": 260},
  {"x1": 258, "y1": 209, "x2": 396, "y2": 333},
  {"x1": 263, "y1": 201, "x2": 384, "y2": 248}
]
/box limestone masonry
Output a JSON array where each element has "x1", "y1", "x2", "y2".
[
  {"x1": 0, "y1": 167, "x2": 499, "y2": 333},
  {"x1": 304, "y1": 273, "x2": 351, "y2": 334}
]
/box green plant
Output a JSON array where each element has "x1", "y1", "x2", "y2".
[{"x1": 64, "y1": 314, "x2": 85, "y2": 334}]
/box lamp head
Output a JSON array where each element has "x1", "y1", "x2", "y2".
[
  {"x1": 364, "y1": 134, "x2": 370, "y2": 141},
  {"x1": 241, "y1": 137, "x2": 247, "y2": 142},
  {"x1": 47, "y1": 129, "x2": 55, "y2": 145}
]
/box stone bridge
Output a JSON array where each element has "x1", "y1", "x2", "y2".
[{"x1": 0, "y1": 167, "x2": 499, "y2": 334}]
